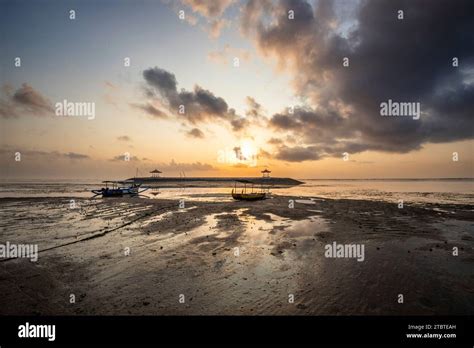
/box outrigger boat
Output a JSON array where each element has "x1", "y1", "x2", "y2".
[
  {"x1": 231, "y1": 179, "x2": 267, "y2": 201},
  {"x1": 91, "y1": 180, "x2": 149, "y2": 197}
]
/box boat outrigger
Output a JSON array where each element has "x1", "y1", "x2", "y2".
[
  {"x1": 231, "y1": 180, "x2": 267, "y2": 201},
  {"x1": 91, "y1": 181, "x2": 149, "y2": 197}
]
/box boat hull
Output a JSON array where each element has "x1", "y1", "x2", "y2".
[
  {"x1": 232, "y1": 192, "x2": 266, "y2": 201},
  {"x1": 92, "y1": 188, "x2": 140, "y2": 197}
]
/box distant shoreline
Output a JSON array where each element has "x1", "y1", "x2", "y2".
[
  {"x1": 127, "y1": 176, "x2": 304, "y2": 187},
  {"x1": 0, "y1": 177, "x2": 473, "y2": 184}
]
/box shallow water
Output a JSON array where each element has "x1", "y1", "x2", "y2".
[
  {"x1": 0, "y1": 178, "x2": 472, "y2": 205},
  {"x1": 276, "y1": 179, "x2": 474, "y2": 205}
]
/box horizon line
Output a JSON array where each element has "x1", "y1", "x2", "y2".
[{"x1": 0, "y1": 177, "x2": 473, "y2": 183}]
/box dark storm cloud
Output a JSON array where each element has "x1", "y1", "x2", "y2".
[
  {"x1": 194, "y1": 86, "x2": 229, "y2": 115},
  {"x1": 142, "y1": 67, "x2": 247, "y2": 131},
  {"x1": 143, "y1": 68, "x2": 178, "y2": 100},
  {"x1": 269, "y1": 112, "x2": 302, "y2": 130},
  {"x1": 242, "y1": 0, "x2": 474, "y2": 161},
  {"x1": 269, "y1": 107, "x2": 355, "y2": 145},
  {"x1": 275, "y1": 145, "x2": 322, "y2": 162}
]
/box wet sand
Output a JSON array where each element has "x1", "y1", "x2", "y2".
[{"x1": 0, "y1": 194, "x2": 473, "y2": 315}]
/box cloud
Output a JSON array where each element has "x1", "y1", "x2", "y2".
[
  {"x1": 186, "y1": 127, "x2": 205, "y2": 138},
  {"x1": 143, "y1": 68, "x2": 178, "y2": 98},
  {"x1": 0, "y1": 148, "x2": 89, "y2": 160},
  {"x1": 109, "y1": 154, "x2": 140, "y2": 162},
  {"x1": 181, "y1": 0, "x2": 233, "y2": 17},
  {"x1": 241, "y1": 0, "x2": 474, "y2": 161},
  {"x1": 102, "y1": 81, "x2": 123, "y2": 107},
  {"x1": 207, "y1": 45, "x2": 251, "y2": 65},
  {"x1": 245, "y1": 96, "x2": 263, "y2": 118},
  {"x1": 130, "y1": 102, "x2": 168, "y2": 119},
  {"x1": 104, "y1": 81, "x2": 117, "y2": 89},
  {"x1": 0, "y1": 83, "x2": 54, "y2": 117},
  {"x1": 231, "y1": 118, "x2": 251, "y2": 132},
  {"x1": 0, "y1": 148, "x2": 92, "y2": 180},
  {"x1": 175, "y1": 0, "x2": 234, "y2": 38},
  {"x1": 207, "y1": 18, "x2": 230, "y2": 38},
  {"x1": 12, "y1": 83, "x2": 54, "y2": 114},
  {"x1": 117, "y1": 135, "x2": 132, "y2": 142},
  {"x1": 62, "y1": 152, "x2": 90, "y2": 160},
  {"x1": 274, "y1": 145, "x2": 322, "y2": 162},
  {"x1": 257, "y1": 148, "x2": 272, "y2": 160},
  {"x1": 141, "y1": 67, "x2": 247, "y2": 131},
  {"x1": 184, "y1": 13, "x2": 199, "y2": 26},
  {"x1": 157, "y1": 159, "x2": 218, "y2": 172},
  {"x1": 268, "y1": 137, "x2": 283, "y2": 145},
  {"x1": 0, "y1": 100, "x2": 13, "y2": 118},
  {"x1": 230, "y1": 96, "x2": 267, "y2": 132}
]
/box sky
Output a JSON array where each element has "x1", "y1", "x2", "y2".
[{"x1": 0, "y1": 0, "x2": 473, "y2": 180}]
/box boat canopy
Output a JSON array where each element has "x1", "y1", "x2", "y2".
[
  {"x1": 102, "y1": 180, "x2": 135, "y2": 184},
  {"x1": 235, "y1": 179, "x2": 254, "y2": 184}
]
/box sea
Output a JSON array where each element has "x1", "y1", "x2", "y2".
[{"x1": 0, "y1": 179, "x2": 472, "y2": 205}]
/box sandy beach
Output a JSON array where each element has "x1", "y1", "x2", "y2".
[{"x1": 1, "y1": 192, "x2": 473, "y2": 316}]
